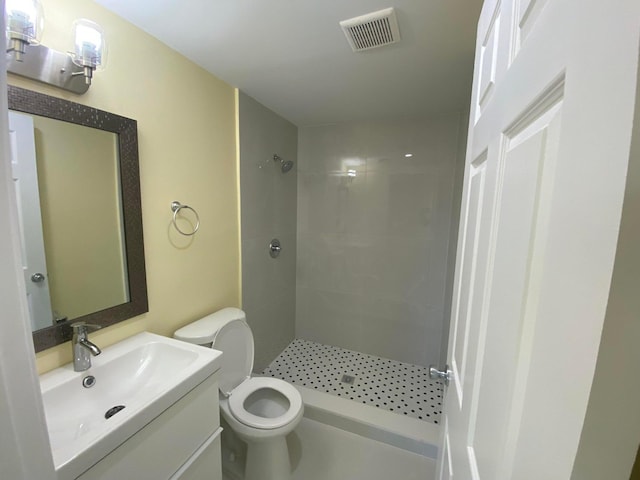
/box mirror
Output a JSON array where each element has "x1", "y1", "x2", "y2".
[{"x1": 8, "y1": 85, "x2": 148, "y2": 352}]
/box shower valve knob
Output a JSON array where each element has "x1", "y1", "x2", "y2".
[
  {"x1": 269, "y1": 239, "x2": 282, "y2": 258},
  {"x1": 429, "y1": 365, "x2": 451, "y2": 386},
  {"x1": 31, "y1": 272, "x2": 45, "y2": 283}
]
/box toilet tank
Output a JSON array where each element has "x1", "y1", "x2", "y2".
[
  {"x1": 174, "y1": 307, "x2": 254, "y2": 396},
  {"x1": 174, "y1": 307, "x2": 246, "y2": 347}
]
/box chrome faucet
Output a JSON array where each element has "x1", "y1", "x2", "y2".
[{"x1": 71, "y1": 322, "x2": 102, "y2": 372}]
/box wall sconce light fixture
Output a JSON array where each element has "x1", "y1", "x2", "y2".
[
  {"x1": 5, "y1": 0, "x2": 43, "y2": 62},
  {"x1": 5, "y1": 0, "x2": 107, "y2": 94},
  {"x1": 70, "y1": 19, "x2": 107, "y2": 85}
]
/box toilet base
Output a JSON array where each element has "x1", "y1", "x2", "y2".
[{"x1": 244, "y1": 436, "x2": 290, "y2": 480}]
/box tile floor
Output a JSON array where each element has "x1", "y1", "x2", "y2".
[
  {"x1": 222, "y1": 417, "x2": 435, "y2": 480},
  {"x1": 262, "y1": 339, "x2": 443, "y2": 424}
]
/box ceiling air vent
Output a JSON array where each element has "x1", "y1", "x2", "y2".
[{"x1": 340, "y1": 7, "x2": 401, "y2": 52}]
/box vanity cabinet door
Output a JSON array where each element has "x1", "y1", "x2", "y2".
[
  {"x1": 76, "y1": 376, "x2": 219, "y2": 480},
  {"x1": 171, "y1": 430, "x2": 222, "y2": 480}
]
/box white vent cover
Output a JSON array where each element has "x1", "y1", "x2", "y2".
[{"x1": 340, "y1": 7, "x2": 401, "y2": 52}]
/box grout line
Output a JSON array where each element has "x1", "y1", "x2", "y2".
[{"x1": 262, "y1": 338, "x2": 443, "y2": 424}]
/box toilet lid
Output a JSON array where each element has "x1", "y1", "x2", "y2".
[
  {"x1": 213, "y1": 319, "x2": 254, "y2": 396},
  {"x1": 228, "y1": 377, "x2": 303, "y2": 429}
]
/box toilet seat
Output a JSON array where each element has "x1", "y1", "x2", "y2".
[{"x1": 229, "y1": 377, "x2": 302, "y2": 430}]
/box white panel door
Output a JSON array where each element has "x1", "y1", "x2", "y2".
[
  {"x1": 9, "y1": 111, "x2": 53, "y2": 331},
  {"x1": 439, "y1": 1, "x2": 640, "y2": 479}
]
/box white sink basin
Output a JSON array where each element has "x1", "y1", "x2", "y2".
[{"x1": 39, "y1": 332, "x2": 221, "y2": 479}]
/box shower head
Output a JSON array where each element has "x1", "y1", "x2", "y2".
[
  {"x1": 281, "y1": 160, "x2": 294, "y2": 173},
  {"x1": 273, "y1": 154, "x2": 294, "y2": 173}
]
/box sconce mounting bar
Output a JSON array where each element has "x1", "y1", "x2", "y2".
[{"x1": 7, "y1": 44, "x2": 90, "y2": 95}]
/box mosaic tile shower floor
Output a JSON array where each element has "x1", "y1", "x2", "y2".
[{"x1": 262, "y1": 339, "x2": 443, "y2": 424}]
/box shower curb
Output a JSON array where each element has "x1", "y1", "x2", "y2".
[{"x1": 295, "y1": 384, "x2": 439, "y2": 458}]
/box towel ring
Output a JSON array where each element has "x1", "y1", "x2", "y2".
[{"x1": 171, "y1": 201, "x2": 200, "y2": 236}]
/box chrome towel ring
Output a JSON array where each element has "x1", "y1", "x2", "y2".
[{"x1": 171, "y1": 201, "x2": 200, "y2": 236}]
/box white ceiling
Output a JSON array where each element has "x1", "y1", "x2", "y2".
[{"x1": 94, "y1": 0, "x2": 483, "y2": 126}]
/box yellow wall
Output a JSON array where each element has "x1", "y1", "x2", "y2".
[
  {"x1": 632, "y1": 446, "x2": 640, "y2": 480},
  {"x1": 8, "y1": 0, "x2": 241, "y2": 373},
  {"x1": 34, "y1": 116, "x2": 127, "y2": 320}
]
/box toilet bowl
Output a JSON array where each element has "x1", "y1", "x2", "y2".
[
  {"x1": 228, "y1": 376, "x2": 303, "y2": 431},
  {"x1": 174, "y1": 308, "x2": 303, "y2": 480}
]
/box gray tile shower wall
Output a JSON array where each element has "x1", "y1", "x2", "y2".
[
  {"x1": 296, "y1": 114, "x2": 465, "y2": 367},
  {"x1": 239, "y1": 92, "x2": 298, "y2": 372}
]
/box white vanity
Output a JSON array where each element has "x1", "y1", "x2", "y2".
[{"x1": 39, "y1": 332, "x2": 223, "y2": 480}]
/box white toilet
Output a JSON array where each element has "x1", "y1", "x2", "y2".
[{"x1": 174, "y1": 307, "x2": 303, "y2": 480}]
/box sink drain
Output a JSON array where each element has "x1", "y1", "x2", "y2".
[
  {"x1": 105, "y1": 405, "x2": 126, "y2": 419},
  {"x1": 82, "y1": 375, "x2": 96, "y2": 388}
]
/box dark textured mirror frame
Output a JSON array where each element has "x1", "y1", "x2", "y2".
[{"x1": 8, "y1": 85, "x2": 148, "y2": 352}]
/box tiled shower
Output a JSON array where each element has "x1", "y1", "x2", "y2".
[
  {"x1": 263, "y1": 339, "x2": 444, "y2": 423},
  {"x1": 239, "y1": 91, "x2": 466, "y2": 424}
]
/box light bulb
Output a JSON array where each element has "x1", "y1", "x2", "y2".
[
  {"x1": 71, "y1": 19, "x2": 107, "y2": 84},
  {"x1": 5, "y1": 0, "x2": 44, "y2": 61},
  {"x1": 72, "y1": 19, "x2": 106, "y2": 68}
]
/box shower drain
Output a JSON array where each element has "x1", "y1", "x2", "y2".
[
  {"x1": 263, "y1": 339, "x2": 444, "y2": 424},
  {"x1": 341, "y1": 374, "x2": 356, "y2": 385}
]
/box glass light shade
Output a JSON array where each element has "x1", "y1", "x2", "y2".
[
  {"x1": 71, "y1": 19, "x2": 107, "y2": 70},
  {"x1": 5, "y1": 0, "x2": 44, "y2": 44}
]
